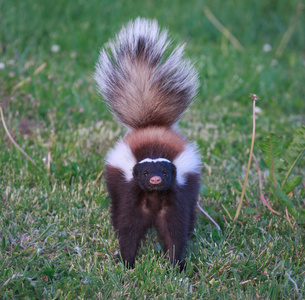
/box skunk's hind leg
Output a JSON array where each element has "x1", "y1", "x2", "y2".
[{"x1": 155, "y1": 206, "x2": 189, "y2": 270}]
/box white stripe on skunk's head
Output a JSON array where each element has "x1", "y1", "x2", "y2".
[
  {"x1": 106, "y1": 139, "x2": 201, "y2": 185},
  {"x1": 139, "y1": 158, "x2": 171, "y2": 164}
]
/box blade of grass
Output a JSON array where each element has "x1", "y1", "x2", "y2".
[
  {"x1": 221, "y1": 204, "x2": 232, "y2": 219},
  {"x1": 32, "y1": 223, "x2": 57, "y2": 243},
  {"x1": 269, "y1": 135, "x2": 277, "y2": 186}
]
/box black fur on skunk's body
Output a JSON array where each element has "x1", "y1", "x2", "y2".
[{"x1": 94, "y1": 18, "x2": 201, "y2": 270}]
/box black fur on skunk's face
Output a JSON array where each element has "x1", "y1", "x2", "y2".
[{"x1": 133, "y1": 161, "x2": 177, "y2": 192}]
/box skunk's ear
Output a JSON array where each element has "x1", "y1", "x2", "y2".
[
  {"x1": 133, "y1": 164, "x2": 139, "y2": 178},
  {"x1": 171, "y1": 164, "x2": 177, "y2": 177}
]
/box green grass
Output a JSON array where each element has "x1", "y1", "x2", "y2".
[{"x1": 1, "y1": 0, "x2": 305, "y2": 298}]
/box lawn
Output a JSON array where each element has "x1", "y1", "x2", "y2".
[{"x1": 0, "y1": 0, "x2": 305, "y2": 298}]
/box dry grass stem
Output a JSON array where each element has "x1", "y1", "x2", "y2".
[
  {"x1": 12, "y1": 62, "x2": 47, "y2": 91},
  {"x1": 197, "y1": 201, "x2": 221, "y2": 231},
  {"x1": 0, "y1": 106, "x2": 43, "y2": 173},
  {"x1": 285, "y1": 207, "x2": 294, "y2": 230},
  {"x1": 237, "y1": 178, "x2": 250, "y2": 206},
  {"x1": 34, "y1": 62, "x2": 47, "y2": 75},
  {"x1": 95, "y1": 168, "x2": 104, "y2": 185},
  {"x1": 275, "y1": 3, "x2": 304, "y2": 58},
  {"x1": 234, "y1": 94, "x2": 257, "y2": 220},
  {"x1": 203, "y1": 6, "x2": 244, "y2": 52}
]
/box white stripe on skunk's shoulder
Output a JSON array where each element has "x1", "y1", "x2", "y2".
[
  {"x1": 173, "y1": 143, "x2": 201, "y2": 185},
  {"x1": 105, "y1": 139, "x2": 136, "y2": 181}
]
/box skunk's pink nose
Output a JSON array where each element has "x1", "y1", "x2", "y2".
[{"x1": 150, "y1": 176, "x2": 162, "y2": 184}]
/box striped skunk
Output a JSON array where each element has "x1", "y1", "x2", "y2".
[{"x1": 94, "y1": 18, "x2": 201, "y2": 270}]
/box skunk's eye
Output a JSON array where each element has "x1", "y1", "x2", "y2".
[
  {"x1": 143, "y1": 171, "x2": 148, "y2": 177},
  {"x1": 162, "y1": 171, "x2": 167, "y2": 177}
]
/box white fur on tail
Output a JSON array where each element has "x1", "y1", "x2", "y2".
[{"x1": 94, "y1": 17, "x2": 199, "y2": 129}]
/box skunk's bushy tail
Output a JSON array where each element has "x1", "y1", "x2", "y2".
[{"x1": 94, "y1": 18, "x2": 199, "y2": 129}]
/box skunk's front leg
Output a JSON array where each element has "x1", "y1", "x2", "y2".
[
  {"x1": 117, "y1": 213, "x2": 147, "y2": 268},
  {"x1": 106, "y1": 166, "x2": 147, "y2": 268}
]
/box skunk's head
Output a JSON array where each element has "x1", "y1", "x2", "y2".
[{"x1": 133, "y1": 158, "x2": 176, "y2": 192}]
